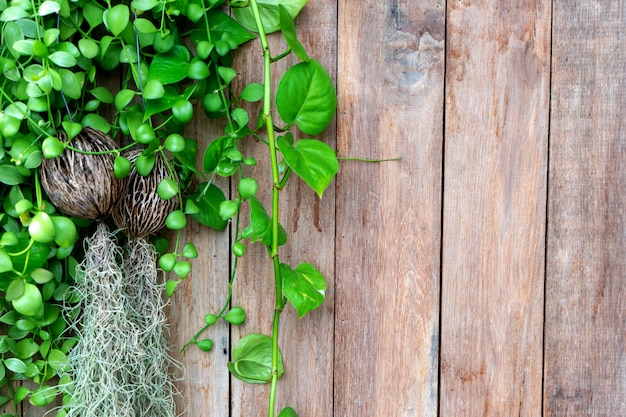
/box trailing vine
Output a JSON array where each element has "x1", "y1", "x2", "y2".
[{"x1": 0, "y1": 0, "x2": 335, "y2": 416}]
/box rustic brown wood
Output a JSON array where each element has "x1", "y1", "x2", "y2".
[
  {"x1": 12, "y1": 2, "x2": 626, "y2": 416},
  {"x1": 543, "y1": 2, "x2": 626, "y2": 415},
  {"x1": 439, "y1": 1, "x2": 551, "y2": 415},
  {"x1": 229, "y1": 2, "x2": 337, "y2": 416},
  {"x1": 165, "y1": 130, "x2": 231, "y2": 415},
  {"x1": 334, "y1": 1, "x2": 444, "y2": 415}
]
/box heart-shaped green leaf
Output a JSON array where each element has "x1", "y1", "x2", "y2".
[
  {"x1": 276, "y1": 59, "x2": 336, "y2": 135},
  {"x1": 277, "y1": 136, "x2": 338, "y2": 198},
  {"x1": 62, "y1": 121, "x2": 83, "y2": 140},
  {"x1": 278, "y1": 407, "x2": 298, "y2": 417},
  {"x1": 228, "y1": 334, "x2": 283, "y2": 384},
  {"x1": 104, "y1": 4, "x2": 130, "y2": 37},
  {"x1": 147, "y1": 46, "x2": 190, "y2": 85},
  {"x1": 281, "y1": 263, "x2": 326, "y2": 318}
]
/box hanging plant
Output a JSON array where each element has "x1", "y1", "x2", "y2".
[{"x1": 0, "y1": 0, "x2": 337, "y2": 416}]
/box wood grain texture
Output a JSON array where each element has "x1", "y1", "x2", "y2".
[
  {"x1": 166, "y1": 121, "x2": 231, "y2": 416},
  {"x1": 230, "y1": 1, "x2": 337, "y2": 416},
  {"x1": 544, "y1": 2, "x2": 626, "y2": 415},
  {"x1": 440, "y1": 1, "x2": 550, "y2": 415},
  {"x1": 335, "y1": 1, "x2": 444, "y2": 416}
]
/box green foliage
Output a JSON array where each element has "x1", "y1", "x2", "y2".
[
  {"x1": 0, "y1": 0, "x2": 336, "y2": 414},
  {"x1": 277, "y1": 135, "x2": 338, "y2": 198},
  {"x1": 281, "y1": 263, "x2": 326, "y2": 318},
  {"x1": 276, "y1": 59, "x2": 337, "y2": 135},
  {"x1": 228, "y1": 334, "x2": 283, "y2": 384},
  {"x1": 233, "y1": 0, "x2": 308, "y2": 34}
]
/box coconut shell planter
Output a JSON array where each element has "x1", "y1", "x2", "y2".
[
  {"x1": 40, "y1": 127, "x2": 127, "y2": 221},
  {"x1": 39, "y1": 130, "x2": 180, "y2": 417}
]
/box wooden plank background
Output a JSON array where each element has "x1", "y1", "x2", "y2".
[{"x1": 6, "y1": 1, "x2": 626, "y2": 416}]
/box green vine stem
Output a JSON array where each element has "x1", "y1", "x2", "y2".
[{"x1": 248, "y1": 1, "x2": 286, "y2": 416}]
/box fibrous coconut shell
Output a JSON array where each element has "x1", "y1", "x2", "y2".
[
  {"x1": 40, "y1": 127, "x2": 127, "y2": 220},
  {"x1": 112, "y1": 150, "x2": 180, "y2": 238}
]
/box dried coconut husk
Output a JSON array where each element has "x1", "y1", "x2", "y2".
[
  {"x1": 112, "y1": 150, "x2": 183, "y2": 416},
  {"x1": 112, "y1": 150, "x2": 179, "y2": 238},
  {"x1": 40, "y1": 127, "x2": 127, "y2": 220}
]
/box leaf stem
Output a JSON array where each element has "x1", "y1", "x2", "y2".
[
  {"x1": 249, "y1": 1, "x2": 283, "y2": 416},
  {"x1": 338, "y1": 156, "x2": 403, "y2": 163}
]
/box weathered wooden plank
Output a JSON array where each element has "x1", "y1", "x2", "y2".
[
  {"x1": 166, "y1": 131, "x2": 231, "y2": 415},
  {"x1": 230, "y1": 1, "x2": 337, "y2": 416},
  {"x1": 440, "y1": 1, "x2": 550, "y2": 415},
  {"x1": 544, "y1": 2, "x2": 626, "y2": 415},
  {"x1": 335, "y1": 1, "x2": 444, "y2": 415}
]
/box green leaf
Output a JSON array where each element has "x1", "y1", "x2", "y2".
[
  {"x1": 202, "y1": 135, "x2": 233, "y2": 173},
  {"x1": 281, "y1": 263, "x2": 326, "y2": 318},
  {"x1": 104, "y1": 4, "x2": 130, "y2": 37},
  {"x1": 90, "y1": 86, "x2": 114, "y2": 103},
  {"x1": 28, "y1": 385, "x2": 57, "y2": 407},
  {"x1": 115, "y1": 89, "x2": 137, "y2": 110},
  {"x1": 38, "y1": 1, "x2": 61, "y2": 16},
  {"x1": 189, "y1": 183, "x2": 228, "y2": 231},
  {"x1": 4, "y1": 357, "x2": 27, "y2": 374},
  {"x1": 227, "y1": 334, "x2": 283, "y2": 384},
  {"x1": 217, "y1": 66, "x2": 236, "y2": 84},
  {"x1": 81, "y1": 113, "x2": 111, "y2": 133},
  {"x1": 144, "y1": 86, "x2": 192, "y2": 119},
  {"x1": 196, "y1": 338, "x2": 213, "y2": 352},
  {"x1": 131, "y1": 0, "x2": 159, "y2": 11},
  {"x1": 134, "y1": 18, "x2": 158, "y2": 34},
  {"x1": 279, "y1": 5, "x2": 308, "y2": 62},
  {"x1": 278, "y1": 408, "x2": 298, "y2": 417},
  {"x1": 43, "y1": 28, "x2": 60, "y2": 46},
  {"x1": 231, "y1": 107, "x2": 248, "y2": 128},
  {"x1": 78, "y1": 38, "x2": 99, "y2": 58},
  {"x1": 6, "y1": 279, "x2": 24, "y2": 302},
  {"x1": 276, "y1": 59, "x2": 336, "y2": 135},
  {"x1": 59, "y1": 69, "x2": 84, "y2": 99},
  {"x1": 15, "y1": 338, "x2": 39, "y2": 359},
  {"x1": 191, "y1": 10, "x2": 255, "y2": 47},
  {"x1": 12, "y1": 39, "x2": 34, "y2": 56},
  {"x1": 157, "y1": 178, "x2": 179, "y2": 200},
  {"x1": 233, "y1": 0, "x2": 307, "y2": 34},
  {"x1": 0, "y1": 165, "x2": 26, "y2": 185},
  {"x1": 31, "y1": 268, "x2": 54, "y2": 284},
  {"x1": 14, "y1": 386, "x2": 31, "y2": 402},
  {"x1": 0, "y1": 249, "x2": 13, "y2": 273},
  {"x1": 182, "y1": 242, "x2": 198, "y2": 258},
  {"x1": 83, "y1": 3, "x2": 104, "y2": 28},
  {"x1": 48, "y1": 51, "x2": 77, "y2": 67},
  {"x1": 2, "y1": 21, "x2": 24, "y2": 59},
  {"x1": 62, "y1": 121, "x2": 82, "y2": 140},
  {"x1": 240, "y1": 82, "x2": 264, "y2": 102},
  {"x1": 165, "y1": 279, "x2": 180, "y2": 297},
  {"x1": 243, "y1": 196, "x2": 287, "y2": 247},
  {"x1": 47, "y1": 349, "x2": 68, "y2": 371},
  {"x1": 9, "y1": 241, "x2": 50, "y2": 276},
  {"x1": 147, "y1": 46, "x2": 191, "y2": 85},
  {"x1": 0, "y1": 6, "x2": 29, "y2": 22},
  {"x1": 277, "y1": 136, "x2": 338, "y2": 197},
  {"x1": 143, "y1": 79, "x2": 165, "y2": 100}
]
